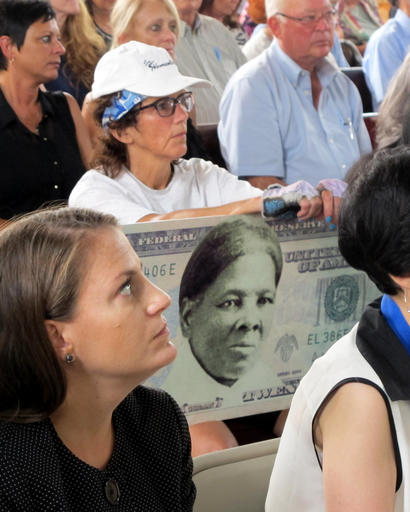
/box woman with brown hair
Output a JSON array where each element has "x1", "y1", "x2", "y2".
[
  {"x1": 0, "y1": 206, "x2": 195, "y2": 508},
  {"x1": 46, "y1": 0, "x2": 106, "y2": 106}
]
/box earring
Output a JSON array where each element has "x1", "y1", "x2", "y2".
[
  {"x1": 9, "y1": 57, "x2": 15, "y2": 64},
  {"x1": 65, "y1": 353, "x2": 75, "y2": 364},
  {"x1": 404, "y1": 290, "x2": 410, "y2": 314}
]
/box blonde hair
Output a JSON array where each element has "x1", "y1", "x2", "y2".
[
  {"x1": 111, "y1": 0, "x2": 180, "y2": 49},
  {"x1": 62, "y1": 0, "x2": 106, "y2": 89}
]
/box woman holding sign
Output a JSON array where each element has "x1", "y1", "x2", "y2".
[
  {"x1": 69, "y1": 41, "x2": 342, "y2": 225},
  {"x1": 266, "y1": 147, "x2": 410, "y2": 511}
]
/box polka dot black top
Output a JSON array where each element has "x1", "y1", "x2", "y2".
[{"x1": 0, "y1": 386, "x2": 196, "y2": 511}]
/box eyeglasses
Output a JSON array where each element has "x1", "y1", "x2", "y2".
[
  {"x1": 138, "y1": 92, "x2": 194, "y2": 117},
  {"x1": 274, "y1": 9, "x2": 336, "y2": 28}
]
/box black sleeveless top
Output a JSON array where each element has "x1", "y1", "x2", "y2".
[{"x1": 0, "y1": 89, "x2": 85, "y2": 220}]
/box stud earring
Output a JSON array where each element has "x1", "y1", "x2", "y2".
[
  {"x1": 9, "y1": 57, "x2": 15, "y2": 64},
  {"x1": 65, "y1": 353, "x2": 75, "y2": 364}
]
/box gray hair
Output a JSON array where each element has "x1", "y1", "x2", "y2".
[
  {"x1": 376, "y1": 53, "x2": 410, "y2": 149},
  {"x1": 265, "y1": 0, "x2": 287, "y2": 18}
]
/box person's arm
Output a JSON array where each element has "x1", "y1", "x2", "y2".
[
  {"x1": 139, "y1": 196, "x2": 262, "y2": 222},
  {"x1": 64, "y1": 93, "x2": 93, "y2": 168},
  {"x1": 363, "y1": 35, "x2": 403, "y2": 110},
  {"x1": 315, "y1": 382, "x2": 396, "y2": 512},
  {"x1": 81, "y1": 92, "x2": 101, "y2": 148}
]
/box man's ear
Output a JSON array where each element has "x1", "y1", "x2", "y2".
[
  {"x1": 267, "y1": 15, "x2": 281, "y2": 39},
  {"x1": 390, "y1": 274, "x2": 410, "y2": 292},
  {"x1": 44, "y1": 320, "x2": 74, "y2": 363},
  {"x1": 179, "y1": 297, "x2": 197, "y2": 338}
]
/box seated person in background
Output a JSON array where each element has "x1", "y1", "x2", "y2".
[
  {"x1": 363, "y1": 0, "x2": 410, "y2": 111},
  {"x1": 0, "y1": 0, "x2": 91, "y2": 222},
  {"x1": 266, "y1": 146, "x2": 410, "y2": 511},
  {"x1": 376, "y1": 52, "x2": 410, "y2": 149},
  {"x1": 173, "y1": 0, "x2": 247, "y2": 124},
  {"x1": 85, "y1": 0, "x2": 116, "y2": 48},
  {"x1": 218, "y1": 0, "x2": 372, "y2": 191},
  {"x1": 46, "y1": 0, "x2": 106, "y2": 107},
  {"x1": 244, "y1": 0, "x2": 349, "y2": 66},
  {"x1": 340, "y1": 0, "x2": 383, "y2": 54},
  {"x1": 0, "y1": 207, "x2": 195, "y2": 509},
  {"x1": 242, "y1": 0, "x2": 274, "y2": 60},
  {"x1": 82, "y1": 0, "x2": 210, "y2": 161},
  {"x1": 199, "y1": 0, "x2": 249, "y2": 46}
]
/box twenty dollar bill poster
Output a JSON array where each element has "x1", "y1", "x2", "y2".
[{"x1": 123, "y1": 214, "x2": 379, "y2": 424}]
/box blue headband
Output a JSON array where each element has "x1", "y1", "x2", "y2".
[{"x1": 102, "y1": 90, "x2": 147, "y2": 128}]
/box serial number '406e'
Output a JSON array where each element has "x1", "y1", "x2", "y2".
[{"x1": 143, "y1": 262, "x2": 176, "y2": 278}]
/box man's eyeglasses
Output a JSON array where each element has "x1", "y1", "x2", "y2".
[
  {"x1": 274, "y1": 9, "x2": 336, "y2": 28},
  {"x1": 138, "y1": 92, "x2": 194, "y2": 117}
]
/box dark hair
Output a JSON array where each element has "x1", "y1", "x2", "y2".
[
  {"x1": 0, "y1": 0, "x2": 55, "y2": 70},
  {"x1": 339, "y1": 147, "x2": 410, "y2": 295},
  {"x1": 179, "y1": 215, "x2": 283, "y2": 306},
  {"x1": 0, "y1": 207, "x2": 117, "y2": 423},
  {"x1": 91, "y1": 93, "x2": 142, "y2": 178}
]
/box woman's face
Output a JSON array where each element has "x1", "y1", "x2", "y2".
[
  {"x1": 183, "y1": 252, "x2": 277, "y2": 386},
  {"x1": 121, "y1": 90, "x2": 188, "y2": 162},
  {"x1": 13, "y1": 19, "x2": 65, "y2": 83},
  {"x1": 56, "y1": 227, "x2": 176, "y2": 385},
  {"x1": 126, "y1": 0, "x2": 178, "y2": 58}
]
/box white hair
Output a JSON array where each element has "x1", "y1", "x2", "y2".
[
  {"x1": 265, "y1": 0, "x2": 287, "y2": 18},
  {"x1": 376, "y1": 52, "x2": 410, "y2": 149}
]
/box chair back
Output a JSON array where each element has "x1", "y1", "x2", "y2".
[
  {"x1": 193, "y1": 437, "x2": 280, "y2": 512},
  {"x1": 341, "y1": 66, "x2": 374, "y2": 113}
]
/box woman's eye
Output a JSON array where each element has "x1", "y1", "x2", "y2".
[
  {"x1": 169, "y1": 22, "x2": 177, "y2": 33},
  {"x1": 120, "y1": 281, "x2": 132, "y2": 296},
  {"x1": 218, "y1": 298, "x2": 240, "y2": 309},
  {"x1": 150, "y1": 24, "x2": 161, "y2": 32},
  {"x1": 41, "y1": 36, "x2": 51, "y2": 43},
  {"x1": 258, "y1": 296, "x2": 274, "y2": 305}
]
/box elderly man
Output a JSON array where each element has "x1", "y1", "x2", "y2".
[
  {"x1": 218, "y1": 0, "x2": 371, "y2": 189},
  {"x1": 363, "y1": 0, "x2": 410, "y2": 111},
  {"x1": 174, "y1": 0, "x2": 247, "y2": 125}
]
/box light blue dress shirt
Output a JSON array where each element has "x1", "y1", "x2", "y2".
[
  {"x1": 363, "y1": 9, "x2": 410, "y2": 111},
  {"x1": 218, "y1": 41, "x2": 371, "y2": 184}
]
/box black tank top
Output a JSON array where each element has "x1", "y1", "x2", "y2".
[{"x1": 0, "y1": 89, "x2": 85, "y2": 219}]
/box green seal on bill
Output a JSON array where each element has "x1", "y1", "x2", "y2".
[{"x1": 324, "y1": 275, "x2": 359, "y2": 322}]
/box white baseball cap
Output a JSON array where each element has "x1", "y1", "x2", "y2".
[{"x1": 91, "y1": 41, "x2": 211, "y2": 99}]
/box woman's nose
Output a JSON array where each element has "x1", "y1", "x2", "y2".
[
  {"x1": 55, "y1": 39, "x2": 66, "y2": 55},
  {"x1": 146, "y1": 283, "x2": 171, "y2": 316}
]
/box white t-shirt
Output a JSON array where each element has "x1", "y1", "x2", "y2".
[{"x1": 68, "y1": 158, "x2": 261, "y2": 224}]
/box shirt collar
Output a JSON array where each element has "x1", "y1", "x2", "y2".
[
  {"x1": 395, "y1": 8, "x2": 410, "y2": 30},
  {"x1": 272, "y1": 39, "x2": 338, "y2": 88},
  {"x1": 356, "y1": 298, "x2": 410, "y2": 401},
  {"x1": 181, "y1": 13, "x2": 201, "y2": 35}
]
